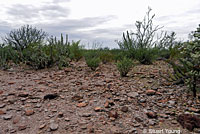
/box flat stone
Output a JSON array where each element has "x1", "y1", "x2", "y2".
[
  {"x1": 2, "y1": 114, "x2": 13, "y2": 120},
  {"x1": 80, "y1": 113, "x2": 92, "y2": 117},
  {"x1": 13, "y1": 116, "x2": 20, "y2": 124},
  {"x1": 148, "y1": 120, "x2": 156, "y2": 126},
  {"x1": 0, "y1": 110, "x2": 5, "y2": 115},
  {"x1": 133, "y1": 123, "x2": 140, "y2": 127},
  {"x1": 64, "y1": 118, "x2": 70, "y2": 121},
  {"x1": 50, "y1": 123, "x2": 59, "y2": 131},
  {"x1": 58, "y1": 112, "x2": 64, "y2": 118},
  {"x1": 79, "y1": 85, "x2": 88, "y2": 90},
  {"x1": 189, "y1": 107, "x2": 200, "y2": 113},
  {"x1": 18, "y1": 92, "x2": 29, "y2": 97},
  {"x1": 121, "y1": 106, "x2": 128, "y2": 112},
  {"x1": 0, "y1": 104, "x2": 5, "y2": 108},
  {"x1": 77, "y1": 102, "x2": 88, "y2": 107},
  {"x1": 159, "y1": 114, "x2": 168, "y2": 119},
  {"x1": 18, "y1": 124, "x2": 27, "y2": 131},
  {"x1": 108, "y1": 110, "x2": 118, "y2": 119},
  {"x1": 25, "y1": 110, "x2": 34, "y2": 116},
  {"x1": 127, "y1": 92, "x2": 139, "y2": 98},
  {"x1": 168, "y1": 100, "x2": 176, "y2": 106},
  {"x1": 139, "y1": 99, "x2": 146, "y2": 103},
  {"x1": 146, "y1": 111, "x2": 157, "y2": 118},
  {"x1": 94, "y1": 107, "x2": 103, "y2": 112},
  {"x1": 146, "y1": 90, "x2": 156, "y2": 95},
  {"x1": 71, "y1": 95, "x2": 83, "y2": 101},
  {"x1": 135, "y1": 116, "x2": 143, "y2": 122},
  {"x1": 39, "y1": 124, "x2": 46, "y2": 129}
]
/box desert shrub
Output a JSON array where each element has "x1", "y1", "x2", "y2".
[
  {"x1": 57, "y1": 55, "x2": 69, "y2": 70},
  {"x1": 69, "y1": 40, "x2": 83, "y2": 61},
  {"x1": 21, "y1": 43, "x2": 51, "y2": 69},
  {"x1": 84, "y1": 50, "x2": 100, "y2": 71},
  {"x1": 117, "y1": 31, "x2": 136, "y2": 59},
  {"x1": 155, "y1": 32, "x2": 182, "y2": 60},
  {"x1": 117, "y1": 8, "x2": 177, "y2": 64},
  {"x1": 113, "y1": 51, "x2": 126, "y2": 62},
  {"x1": 3, "y1": 25, "x2": 47, "y2": 50},
  {"x1": 116, "y1": 57, "x2": 133, "y2": 77},
  {"x1": 84, "y1": 50, "x2": 100, "y2": 59},
  {"x1": 86, "y1": 57, "x2": 101, "y2": 71},
  {"x1": 134, "y1": 48, "x2": 157, "y2": 65},
  {"x1": 0, "y1": 44, "x2": 11, "y2": 69},
  {"x1": 99, "y1": 51, "x2": 113, "y2": 64},
  {"x1": 47, "y1": 34, "x2": 70, "y2": 69},
  {"x1": 164, "y1": 25, "x2": 200, "y2": 97}
]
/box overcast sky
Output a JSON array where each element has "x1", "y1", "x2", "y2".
[{"x1": 0, "y1": 0, "x2": 199, "y2": 48}]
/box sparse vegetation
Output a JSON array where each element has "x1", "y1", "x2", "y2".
[
  {"x1": 163, "y1": 25, "x2": 200, "y2": 98},
  {"x1": 116, "y1": 57, "x2": 133, "y2": 77},
  {"x1": 84, "y1": 50, "x2": 101, "y2": 71},
  {"x1": 0, "y1": 9, "x2": 199, "y2": 101},
  {"x1": 69, "y1": 40, "x2": 83, "y2": 61},
  {"x1": 0, "y1": 7, "x2": 200, "y2": 134}
]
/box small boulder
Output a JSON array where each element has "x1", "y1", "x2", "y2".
[
  {"x1": 177, "y1": 114, "x2": 200, "y2": 131},
  {"x1": 146, "y1": 90, "x2": 156, "y2": 95},
  {"x1": 146, "y1": 111, "x2": 157, "y2": 118}
]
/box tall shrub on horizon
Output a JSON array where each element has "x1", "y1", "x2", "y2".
[{"x1": 117, "y1": 7, "x2": 176, "y2": 64}]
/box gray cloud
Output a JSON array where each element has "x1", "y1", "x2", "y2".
[
  {"x1": 40, "y1": 16, "x2": 116, "y2": 33},
  {"x1": 6, "y1": 3, "x2": 70, "y2": 22},
  {"x1": 52, "y1": 0, "x2": 70, "y2": 3}
]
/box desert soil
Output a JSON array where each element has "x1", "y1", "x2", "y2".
[{"x1": 0, "y1": 60, "x2": 199, "y2": 134}]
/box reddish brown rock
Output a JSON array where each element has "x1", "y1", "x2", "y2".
[
  {"x1": 64, "y1": 68, "x2": 72, "y2": 73},
  {"x1": 71, "y1": 95, "x2": 83, "y2": 101},
  {"x1": 77, "y1": 102, "x2": 88, "y2": 107},
  {"x1": 8, "y1": 81, "x2": 15, "y2": 85},
  {"x1": 146, "y1": 111, "x2": 157, "y2": 118},
  {"x1": 13, "y1": 116, "x2": 20, "y2": 124},
  {"x1": 18, "y1": 125, "x2": 27, "y2": 131},
  {"x1": 39, "y1": 124, "x2": 46, "y2": 129},
  {"x1": 121, "y1": 106, "x2": 129, "y2": 112},
  {"x1": 25, "y1": 110, "x2": 34, "y2": 116},
  {"x1": 94, "y1": 107, "x2": 103, "y2": 112},
  {"x1": 189, "y1": 107, "x2": 200, "y2": 113},
  {"x1": 18, "y1": 92, "x2": 29, "y2": 97},
  {"x1": 108, "y1": 110, "x2": 118, "y2": 119},
  {"x1": 146, "y1": 90, "x2": 156, "y2": 95},
  {"x1": 104, "y1": 100, "x2": 114, "y2": 108},
  {"x1": 177, "y1": 114, "x2": 200, "y2": 131},
  {"x1": 104, "y1": 101, "x2": 110, "y2": 108},
  {"x1": 58, "y1": 112, "x2": 64, "y2": 118},
  {"x1": 0, "y1": 110, "x2": 5, "y2": 115},
  {"x1": 79, "y1": 85, "x2": 88, "y2": 90}
]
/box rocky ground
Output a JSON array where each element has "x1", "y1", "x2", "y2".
[{"x1": 0, "y1": 60, "x2": 199, "y2": 134}]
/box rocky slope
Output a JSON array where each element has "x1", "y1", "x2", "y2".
[{"x1": 0, "y1": 60, "x2": 199, "y2": 134}]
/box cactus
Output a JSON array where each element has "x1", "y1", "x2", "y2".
[{"x1": 163, "y1": 25, "x2": 200, "y2": 97}]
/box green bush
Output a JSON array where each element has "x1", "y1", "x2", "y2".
[
  {"x1": 86, "y1": 57, "x2": 101, "y2": 71},
  {"x1": 0, "y1": 44, "x2": 11, "y2": 69},
  {"x1": 116, "y1": 57, "x2": 133, "y2": 77},
  {"x1": 22, "y1": 43, "x2": 51, "y2": 69},
  {"x1": 3, "y1": 25, "x2": 47, "y2": 50},
  {"x1": 99, "y1": 51, "x2": 113, "y2": 64},
  {"x1": 69, "y1": 41, "x2": 83, "y2": 61},
  {"x1": 164, "y1": 25, "x2": 200, "y2": 98},
  {"x1": 84, "y1": 50, "x2": 100, "y2": 71},
  {"x1": 135, "y1": 48, "x2": 156, "y2": 65}
]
